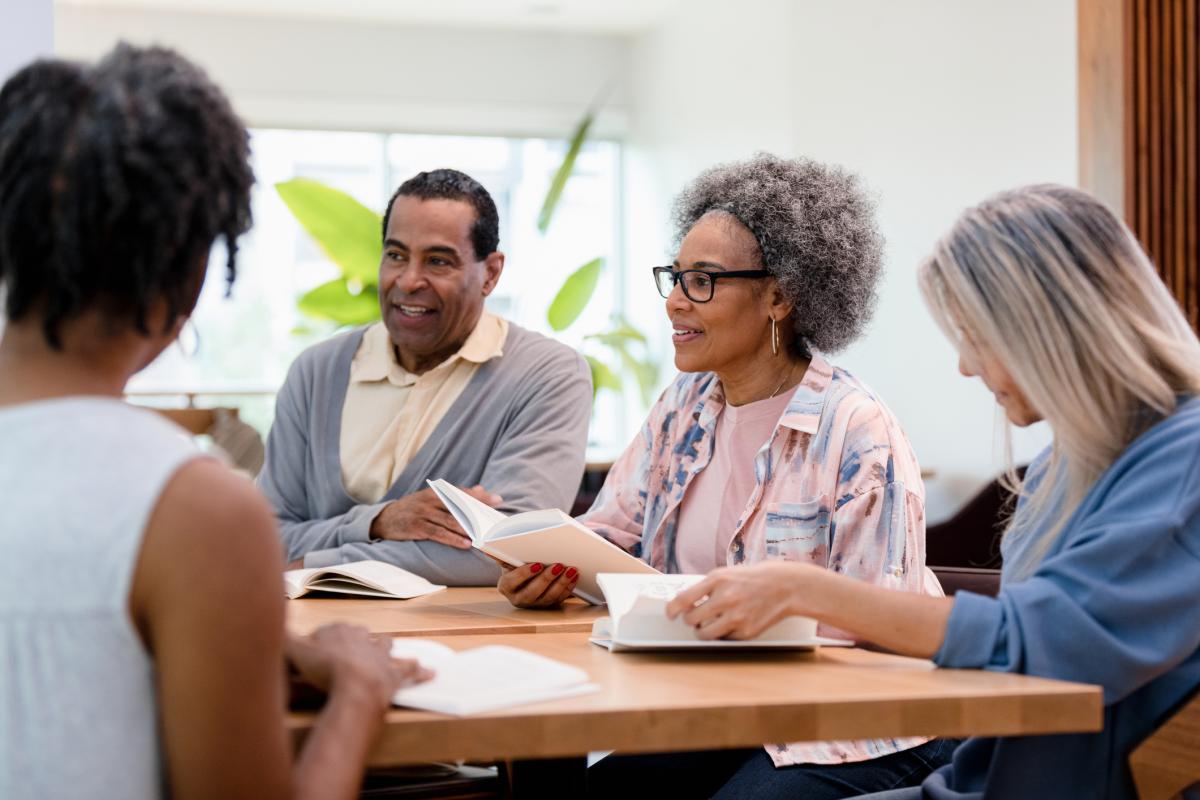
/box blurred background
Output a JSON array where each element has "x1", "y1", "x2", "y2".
[{"x1": 6, "y1": 0, "x2": 1159, "y2": 524}]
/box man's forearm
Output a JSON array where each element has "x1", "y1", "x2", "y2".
[
  {"x1": 277, "y1": 504, "x2": 385, "y2": 563},
  {"x1": 322, "y1": 539, "x2": 502, "y2": 586}
]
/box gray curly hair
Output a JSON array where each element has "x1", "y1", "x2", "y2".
[{"x1": 672, "y1": 152, "x2": 883, "y2": 354}]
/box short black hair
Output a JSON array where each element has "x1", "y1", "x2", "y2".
[
  {"x1": 382, "y1": 168, "x2": 499, "y2": 260},
  {"x1": 0, "y1": 43, "x2": 254, "y2": 349}
]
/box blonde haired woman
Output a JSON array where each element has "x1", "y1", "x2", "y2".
[{"x1": 668, "y1": 184, "x2": 1200, "y2": 799}]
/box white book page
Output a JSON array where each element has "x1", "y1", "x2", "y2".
[
  {"x1": 426, "y1": 479, "x2": 507, "y2": 543},
  {"x1": 596, "y1": 573, "x2": 818, "y2": 643},
  {"x1": 487, "y1": 508, "x2": 573, "y2": 539},
  {"x1": 283, "y1": 567, "x2": 319, "y2": 599},
  {"x1": 599, "y1": 574, "x2": 704, "y2": 641},
  {"x1": 389, "y1": 638, "x2": 458, "y2": 669},
  {"x1": 320, "y1": 560, "x2": 445, "y2": 598},
  {"x1": 390, "y1": 642, "x2": 596, "y2": 715},
  {"x1": 284, "y1": 561, "x2": 445, "y2": 600}
]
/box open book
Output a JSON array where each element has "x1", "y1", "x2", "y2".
[
  {"x1": 284, "y1": 560, "x2": 445, "y2": 600},
  {"x1": 390, "y1": 638, "x2": 598, "y2": 715},
  {"x1": 428, "y1": 479, "x2": 659, "y2": 604},
  {"x1": 589, "y1": 573, "x2": 851, "y2": 651}
]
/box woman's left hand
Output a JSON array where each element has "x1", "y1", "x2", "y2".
[{"x1": 665, "y1": 561, "x2": 823, "y2": 640}]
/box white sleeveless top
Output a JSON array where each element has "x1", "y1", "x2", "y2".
[{"x1": 0, "y1": 398, "x2": 200, "y2": 800}]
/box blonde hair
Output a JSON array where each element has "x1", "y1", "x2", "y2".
[{"x1": 919, "y1": 184, "x2": 1200, "y2": 578}]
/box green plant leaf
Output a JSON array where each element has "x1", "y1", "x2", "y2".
[
  {"x1": 276, "y1": 178, "x2": 383, "y2": 283},
  {"x1": 589, "y1": 334, "x2": 659, "y2": 405},
  {"x1": 608, "y1": 314, "x2": 649, "y2": 343},
  {"x1": 618, "y1": 348, "x2": 660, "y2": 405},
  {"x1": 297, "y1": 278, "x2": 381, "y2": 326},
  {"x1": 537, "y1": 111, "x2": 594, "y2": 234},
  {"x1": 585, "y1": 328, "x2": 647, "y2": 348},
  {"x1": 547, "y1": 257, "x2": 604, "y2": 331},
  {"x1": 585, "y1": 354, "x2": 622, "y2": 397}
]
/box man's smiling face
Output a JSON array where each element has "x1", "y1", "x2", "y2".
[{"x1": 378, "y1": 195, "x2": 502, "y2": 374}]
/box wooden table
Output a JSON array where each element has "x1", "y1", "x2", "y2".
[
  {"x1": 288, "y1": 631, "x2": 1103, "y2": 767},
  {"x1": 287, "y1": 587, "x2": 606, "y2": 637}
]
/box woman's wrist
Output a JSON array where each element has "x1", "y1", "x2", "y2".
[
  {"x1": 329, "y1": 661, "x2": 392, "y2": 716},
  {"x1": 787, "y1": 562, "x2": 838, "y2": 620}
]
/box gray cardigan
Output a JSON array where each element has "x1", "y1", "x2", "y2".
[{"x1": 258, "y1": 322, "x2": 593, "y2": 585}]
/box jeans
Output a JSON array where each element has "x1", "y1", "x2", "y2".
[
  {"x1": 586, "y1": 738, "x2": 958, "y2": 800},
  {"x1": 855, "y1": 789, "x2": 924, "y2": 800}
]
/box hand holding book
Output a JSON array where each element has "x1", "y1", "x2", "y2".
[
  {"x1": 498, "y1": 561, "x2": 581, "y2": 608},
  {"x1": 591, "y1": 573, "x2": 845, "y2": 652},
  {"x1": 370, "y1": 485, "x2": 504, "y2": 549},
  {"x1": 665, "y1": 562, "x2": 832, "y2": 641},
  {"x1": 427, "y1": 479, "x2": 660, "y2": 604}
]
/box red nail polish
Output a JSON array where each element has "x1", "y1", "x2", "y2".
[
  {"x1": 551, "y1": 563, "x2": 564, "y2": 576},
  {"x1": 530, "y1": 563, "x2": 543, "y2": 574},
  {"x1": 565, "y1": 568, "x2": 577, "y2": 579}
]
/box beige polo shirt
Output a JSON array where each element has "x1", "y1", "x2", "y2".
[{"x1": 339, "y1": 313, "x2": 508, "y2": 503}]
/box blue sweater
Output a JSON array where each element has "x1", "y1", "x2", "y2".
[{"x1": 927, "y1": 398, "x2": 1200, "y2": 800}]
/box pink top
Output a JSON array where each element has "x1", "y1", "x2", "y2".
[{"x1": 675, "y1": 389, "x2": 794, "y2": 574}]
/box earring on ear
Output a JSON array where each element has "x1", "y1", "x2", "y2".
[{"x1": 770, "y1": 317, "x2": 779, "y2": 356}]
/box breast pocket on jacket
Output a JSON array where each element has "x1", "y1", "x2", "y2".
[{"x1": 764, "y1": 497, "x2": 830, "y2": 563}]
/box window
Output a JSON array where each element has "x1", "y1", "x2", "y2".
[{"x1": 127, "y1": 128, "x2": 627, "y2": 456}]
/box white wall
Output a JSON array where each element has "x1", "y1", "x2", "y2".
[
  {"x1": 54, "y1": 6, "x2": 631, "y2": 138},
  {"x1": 51, "y1": 1, "x2": 1078, "y2": 519},
  {"x1": 2, "y1": 0, "x2": 54, "y2": 81},
  {"x1": 627, "y1": 0, "x2": 1076, "y2": 519},
  {"x1": 1, "y1": 0, "x2": 56, "y2": 341}
]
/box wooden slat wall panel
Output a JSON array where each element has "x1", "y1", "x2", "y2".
[
  {"x1": 1126, "y1": 0, "x2": 1200, "y2": 330},
  {"x1": 1186, "y1": 0, "x2": 1198, "y2": 326}
]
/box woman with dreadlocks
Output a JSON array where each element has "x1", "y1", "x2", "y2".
[{"x1": 0, "y1": 45, "x2": 427, "y2": 799}]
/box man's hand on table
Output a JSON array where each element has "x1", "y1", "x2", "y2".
[{"x1": 370, "y1": 485, "x2": 502, "y2": 549}]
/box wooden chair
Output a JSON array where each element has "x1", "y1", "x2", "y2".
[
  {"x1": 1130, "y1": 690, "x2": 1200, "y2": 799},
  {"x1": 148, "y1": 406, "x2": 265, "y2": 477},
  {"x1": 930, "y1": 566, "x2": 1001, "y2": 598},
  {"x1": 152, "y1": 407, "x2": 229, "y2": 436},
  {"x1": 924, "y1": 469, "x2": 1029, "y2": 598}
]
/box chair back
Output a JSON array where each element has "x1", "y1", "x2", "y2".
[
  {"x1": 1130, "y1": 690, "x2": 1200, "y2": 799},
  {"x1": 153, "y1": 407, "x2": 226, "y2": 436},
  {"x1": 148, "y1": 406, "x2": 265, "y2": 477},
  {"x1": 925, "y1": 469, "x2": 1026, "y2": 598},
  {"x1": 931, "y1": 566, "x2": 1001, "y2": 597}
]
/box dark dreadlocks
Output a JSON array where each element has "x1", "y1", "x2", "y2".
[{"x1": 0, "y1": 43, "x2": 254, "y2": 349}]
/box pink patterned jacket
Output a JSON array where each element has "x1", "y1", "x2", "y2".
[{"x1": 579, "y1": 354, "x2": 943, "y2": 766}]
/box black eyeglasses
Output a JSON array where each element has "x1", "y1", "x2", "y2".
[{"x1": 652, "y1": 266, "x2": 771, "y2": 303}]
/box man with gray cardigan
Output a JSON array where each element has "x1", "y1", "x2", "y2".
[{"x1": 259, "y1": 169, "x2": 592, "y2": 585}]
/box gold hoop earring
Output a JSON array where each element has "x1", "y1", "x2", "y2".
[{"x1": 770, "y1": 317, "x2": 779, "y2": 356}]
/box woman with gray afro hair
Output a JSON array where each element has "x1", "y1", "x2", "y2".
[
  {"x1": 499, "y1": 154, "x2": 951, "y2": 798},
  {"x1": 671, "y1": 152, "x2": 884, "y2": 355}
]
